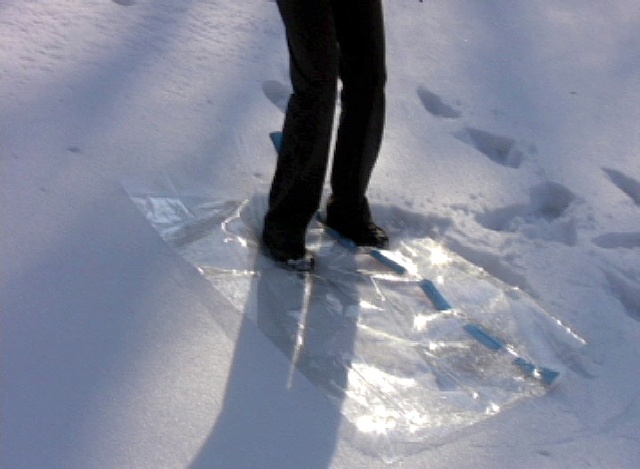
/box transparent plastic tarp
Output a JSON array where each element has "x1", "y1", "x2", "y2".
[{"x1": 125, "y1": 181, "x2": 584, "y2": 462}]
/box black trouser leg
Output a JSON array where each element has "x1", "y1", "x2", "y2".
[
  {"x1": 264, "y1": 0, "x2": 339, "y2": 255},
  {"x1": 330, "y1": 0, "x2": 386, "y2": 219}
]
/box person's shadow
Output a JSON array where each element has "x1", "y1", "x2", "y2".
[{"x1": 189, "y1": 216, "x2": 361, "y2": 469}]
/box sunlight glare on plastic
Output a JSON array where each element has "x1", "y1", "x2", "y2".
[
  {"x1": 355, "y1": 406, "x2": 399, "y2": 435},
  {"x1": 412, "y1": 312, "x2": 443, "y2": 332},
  {"x1": 485, "y1": 402, "x2": 501, "y2": 415},
  {"x1": 429, "y1": 244, "x2": 451, "y2": 266}
]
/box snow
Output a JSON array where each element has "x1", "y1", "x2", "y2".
[{"x1": 2, "y1": 1, "x2": 639, "y2": 468}]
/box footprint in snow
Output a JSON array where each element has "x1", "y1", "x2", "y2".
[
  {"x1": 416, "y1": 86, "x2": 461, "y2": 119},
  {"x1": 454, "y1": 127, "x2": 527, "y2": 169},
  {"x1": 603, "y1": 167, "x2": 640, "y2": 206},
  {"x1": 602, "y1": 270, "x2": 640, "y2": 322},
  {"x1": 476, "y1": 182, "x2": 578, "y2": 246},
  {"x1": 262, "y1": 80, "x2": 291, "y2": 114}
]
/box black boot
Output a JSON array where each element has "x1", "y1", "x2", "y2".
[
  {"x1": 262, "y1": 224, "x2": 316, "y2": 271},
  {"x1": 325, "y1": 195, "x2": 389, "y2": 249}
]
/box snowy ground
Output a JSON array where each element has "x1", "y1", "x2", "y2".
[{"x1": 2, "y1": 1, "x2": 640, "y2": 468}]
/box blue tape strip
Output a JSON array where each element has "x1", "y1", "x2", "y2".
[
  {"x1": 370, "y1": 250, "x2": 408, "y2": 275},
  {"x1": 418, "y1": 279, "x2": 452, "y2": 310},
  {"x1": 464, "y1": 324, "x2": 505, "y2": 351},
  {"x1": 466, "y1": 325, "x2": 560, "y2": 385}
]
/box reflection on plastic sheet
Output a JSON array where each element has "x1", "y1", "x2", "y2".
[{"x1": 127, "y1": 191, "x2": 584, "y2": 462}]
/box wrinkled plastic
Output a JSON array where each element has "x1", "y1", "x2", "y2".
[{"x1": 126, "y1": 185, "x2": 585, "y2": 462}]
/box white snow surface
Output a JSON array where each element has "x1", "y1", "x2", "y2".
[{"x1": 2, "y1": 1, "x2": 640, "y2": 468}]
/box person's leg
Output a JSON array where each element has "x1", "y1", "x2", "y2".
[
  {"x1": 264, "y1": 0, "x2": 339, "y2": 260},
  {"x1": 326, "y1": 0, "x2": 388, "y2": 247}
]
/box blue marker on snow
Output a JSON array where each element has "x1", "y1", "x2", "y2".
[
  {"x1": 369, "y1": 250, "x2": 408, "y2": 275},
  {"x1": 418, "y1": 279, "x2": 452, "y2": 311}
]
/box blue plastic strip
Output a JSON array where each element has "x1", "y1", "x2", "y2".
[
  {"x1": 269, "y1": 131, "x2": 283, "y2": 152},
  {"x1": 513, "y1": 357, "x2": 536, "y2": 376},
  {"x1": 418, "y1": 279, "x2": 452, "y2": 310},
  {"x1": 463, "y1": 324, "x2": 504, "y2": 351},
  {"x1": 466, "y1": 326, "x2": 561, "y2": 385},
  {"x1": 513, "y1": 358, "x2": 560, "y2": 386},
  {"x1": 370, "y1": 250, "x2": 408, "y2": 275},
  {"x1": 539, "y1": 368, "x2": 561, "y2": 386}
]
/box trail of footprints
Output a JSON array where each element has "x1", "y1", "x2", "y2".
[
  {"x1": 263, "y1": 80, "x2": 640, "y2": 252},
  {"x1": 416, "y1": 86, "x2": 528, "y2": 168},
  {"x1": 414, "y1": 86, "x2": 640, "y2": 239},
  {"x1": 415, "y1": 85, "x2": 584, "y2": 246},
  {"x1": 415, "y1": 85, "x2": 640, "y2": 322}
]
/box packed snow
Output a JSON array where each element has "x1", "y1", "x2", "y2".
[{"x1": 2, "y1": 1, "x2": 639, "y2": 468}]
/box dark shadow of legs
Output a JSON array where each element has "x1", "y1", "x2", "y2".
[{"x1": 189, "y1": 251, "x2": 360, "y2": 469}]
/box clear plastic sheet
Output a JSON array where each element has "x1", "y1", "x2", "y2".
[{"x1": 125, "y1": 185, "x2": 585, "y2": 462}]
